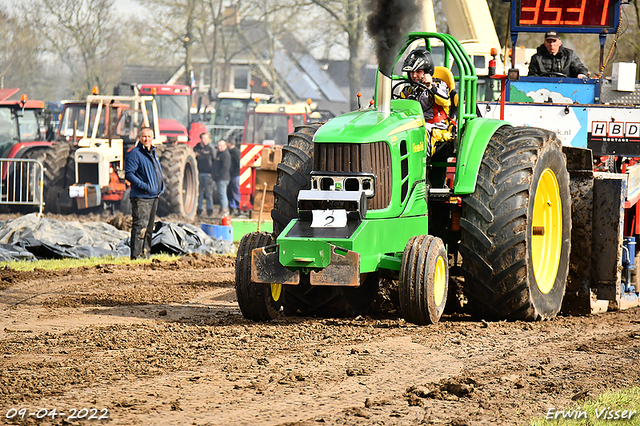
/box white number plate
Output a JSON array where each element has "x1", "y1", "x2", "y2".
[{"x1": 310, "y1": 210, "x2": 348, "y2": 228}]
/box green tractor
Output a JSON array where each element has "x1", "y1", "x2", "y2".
[{"x1": 235, "y1": 32, "x2": 571, "y2": 324}]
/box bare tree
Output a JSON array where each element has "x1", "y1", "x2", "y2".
[
  {"x1": 309, "y1": 0, "x2": 366, "y2": 111},
  {"x1": 0, "y1": 6, "x2": 46, "y2": 96},
  {"x1": 197, "y1": 0, "x2": 318, "y2": 100},
  {"x1": 198, "y1": 0, "x2": 225, "y2": 95},
  {"x1": 20, "y1": 0, "x2": 128, "y2": 97},
  {"x1": 239, "y1": 0, "x2": 314, "y2": 100},
  {"x1": 301, "y1": 10, "x2": 349, "y2": 61},
  {"x1": 614, "y1": 2, "x2": 640, "y2": 66},
  {"x1": 197, "y1": 0, "x2": 253, "y2": 96},
  {"x1": 136, "y1": 0, "x2": 254, "y2": 99},
  {"x1": 137, "y1": 0, "x2": 205, "y2": 86}
]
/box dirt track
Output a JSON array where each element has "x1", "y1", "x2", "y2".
[{"x1": 1, "y1": 213, "x2": 639, "y2": 425}]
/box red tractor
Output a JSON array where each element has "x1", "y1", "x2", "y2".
[
  {"x1": 137, "y1": 84, "x2": 208, "y2": 147},
  {"x1": 0, "y1": 89, "x2": 63, "y2": 212}
]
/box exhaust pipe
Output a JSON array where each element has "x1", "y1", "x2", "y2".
[{"x1": 376, "y1": 71, "x2": 391, "y2": 117}]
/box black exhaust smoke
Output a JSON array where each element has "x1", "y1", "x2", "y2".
[{"x1": 365, "y1": 0, "x2": 422, "y2": 77}]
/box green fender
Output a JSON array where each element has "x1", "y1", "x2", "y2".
[{"x1": 453, "y1": 118, "x2": 510, "y2": 194}]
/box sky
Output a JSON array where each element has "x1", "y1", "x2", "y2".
[{"x1": 113, "y1": 0, "x2": 146, "y2": 16}]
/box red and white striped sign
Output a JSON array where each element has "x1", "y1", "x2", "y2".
[{"x1": 240, "y1": 144, "x2": 264, "y2": 194}]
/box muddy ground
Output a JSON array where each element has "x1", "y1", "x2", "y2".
[{"x1": 1, "y1": 212, "x2": 639, "y2": 425}]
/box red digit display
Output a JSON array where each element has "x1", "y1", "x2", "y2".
[
  {"x1": 564, "y1": 0, "x2": 587, "y2": 25},
  {"x1": 520, "y1": 0, "x2": 542, "y2": 24},
  {"x1": 516, "y1": 0, "x2": 614, "y2": 28},
  {"x1": 541, "y1": 0, "x2": 563, "y2": 24}
]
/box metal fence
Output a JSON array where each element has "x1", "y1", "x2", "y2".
[{"x1": 0, "y1": 158, "x2": 44, "y2": 216}]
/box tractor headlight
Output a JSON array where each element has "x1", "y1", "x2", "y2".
[
  {"x1": 298, "y1": 189, "x2": 367, "y2": 223},
  {"x1": 309, "y1": 172, "x2": 376, "y2": 198}
]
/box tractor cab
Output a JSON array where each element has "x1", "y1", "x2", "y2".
[
  {"x1": 0, "y1": 92, "x2": 47, "y2": 158},
  {"x1": 58, "y1": 99, "x2": 133, "y2": 143},
  {"x1": 243, "y1": 103, "x2": 311, "y2": 146},
  {"x1": 382, "y1": 33, "x2": 478, "y2": 162}
]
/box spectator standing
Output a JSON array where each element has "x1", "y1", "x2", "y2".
[
  {"x1": 125, "y1": 126, "x2": 165, "y2": 260},
  {"x1": 227, "y1": 139, "x2": 241, "y2": 216},
  {"x1": 213, "y1": 139, "x2": 231, "y2": 216},
  {"x1": 194, "y1": 132, "x2": 216, "y2": 216}
]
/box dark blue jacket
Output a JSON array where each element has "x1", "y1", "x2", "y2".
[{"x1": 125, "y1": 143, "x2": 165, "y2": 198}]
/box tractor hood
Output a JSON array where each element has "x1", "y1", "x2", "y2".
[
  {"x1": 158, "y1": 118, "x2": 188, "y2": 143},
  {"x1": 314, "y1": 100, "x2": 424, "y2": 144}
]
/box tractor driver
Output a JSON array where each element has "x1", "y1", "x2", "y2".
[
  {"x1": 400, "y1": 49, "x2": 454, "y2": 160},
  {"x1": 528, "y1": 31, "x2": 588, "y2": 78}
]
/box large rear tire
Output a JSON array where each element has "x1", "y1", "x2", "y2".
[
  {"x1": 459, "y1": 126, "x2": 571, "y2": 321},
  {"x1": 271, "y1": 124, "x2": 319, "y2": 237},
  {"x1": 272, "y1": 123, "x2": 379, "y2": 318},
  {"x1": 399, "y1": 235, "x2": 448, "y2": 324},
  {"x1": 235, "y1": 231, "x2": 283, "y2": 321},
  {"x1": 42, "y1": 142, "x2": 76, "y2": 214},
  {"x1": 157, "y1": 144, "x2": 198, "y2": 220}
]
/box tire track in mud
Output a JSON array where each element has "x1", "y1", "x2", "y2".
[
  {"x1": 1, "y1": 241, "x2": 639, "y2": 425},
  {"x1": 21, "y1": 336, "x2": 461, "y2": 426}
]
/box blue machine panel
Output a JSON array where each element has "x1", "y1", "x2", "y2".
[{"x1": 506, "y1": 77, "x2": 599, "y2": 104}]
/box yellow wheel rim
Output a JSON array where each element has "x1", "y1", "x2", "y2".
[
  {"x1": 531, "y1": 168, "x2": 562, "y2": 294},
  {"x1": 270, "y1": 283, "x2": 282, "y2": 302},
  {"x1": 433, "y1": 255, "x2": 446, "y2": 306}
]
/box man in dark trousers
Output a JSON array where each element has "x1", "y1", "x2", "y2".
[
  {"x1": 227, "y1": 138, "x2": 241, "y2": 216},
  {"x1": 194, "y1": 132, "x2": 216, "y2": 216},
  {"x1": 212, "y1": 139, "x2": 231, "y2": 216},
  {"x1": 528, "y1": 31, "x2": 588, "y2": 78},
  {"x1": 125, "y1": 126, "x2": 165, "y2": 260}
]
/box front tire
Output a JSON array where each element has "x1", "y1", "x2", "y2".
[
  {"x1": 399, "y1": 235, "x2": 448, "y2": 324},
  {"x1": 460, "y1": 126, "x2": 571, "y2": 321},
  {"x1": 235, "y1": 231, "x2": 283, "y2": 321}
]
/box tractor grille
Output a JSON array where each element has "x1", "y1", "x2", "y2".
[
  {"x1": 78, "y1": 163, "x2": 99, "y2": 185},
  {"x1": 314, "y1": 141, "x2": 392, "y2": 210}
]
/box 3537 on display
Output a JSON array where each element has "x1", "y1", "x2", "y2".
[{"x1": 511, "y1": 0, "x2": 619, "y2": 32}]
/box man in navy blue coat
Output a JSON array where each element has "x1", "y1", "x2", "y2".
[{"x1": 125, "y1": 126, "x2": 165, "y2": 259}]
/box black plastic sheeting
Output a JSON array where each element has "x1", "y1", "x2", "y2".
[{"x1": 0, "y1": 214, "x2": 235, "y2": 261}]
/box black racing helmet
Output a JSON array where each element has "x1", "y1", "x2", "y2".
[{"x1": 402, "y1": 49, "x2": 434, "y2": 75}]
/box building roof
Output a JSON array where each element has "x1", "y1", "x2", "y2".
[
  {"x1": 118, "y1": 21, "x2": 354, "y2": 114},
  {"x1": 238, "y1": 20, "x2": 347, "y2": 105},
  {"x1": 321, "y1": 61, "x2": 378, "y2": 89},
  {"x1": 118, "y1": 65, "x2": 176, "y2": 86},
  {"x1": 0, "y1": 88, "x2": 20, "y2": 101}
]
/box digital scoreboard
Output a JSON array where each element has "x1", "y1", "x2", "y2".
[{"x1": 510, "y1": 0, "x2": 621, "y2": 33}]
